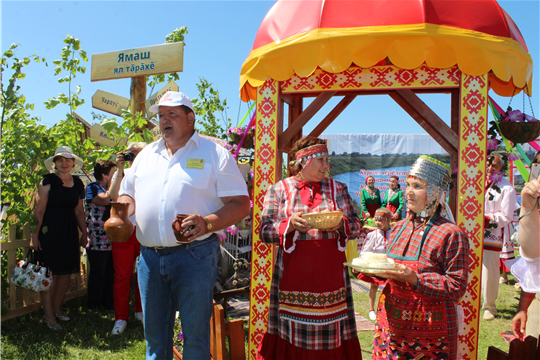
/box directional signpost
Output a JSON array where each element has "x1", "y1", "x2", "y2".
[
  {"x1": 145, "y1": 80, "x2": 179, "y2": 118},
  {"x1": 91, "y1": 90, "x2": 130, "y2": 116},
  {"x1": 91, "y1": 43, "x2": 184, "y2": 82},
  {"x1": 91, "y1": 42, "x2": 184, "y2": 131},
  {"x1": 89, "y1": 124, "x2": 127, "y2": 147}
]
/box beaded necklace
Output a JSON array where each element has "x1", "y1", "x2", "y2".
[
  {"x1": 365, "y1": 186, "x2": 377, "y2": 199},
  {"x1": 409, "y1": 213, "x2": 432, "y2": 236},
  {"x1": 386, "y1": 188, "x2": 399, "y2": 206}
]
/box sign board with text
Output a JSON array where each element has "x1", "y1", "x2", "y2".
[
  {"x1": 91, "y1": 42, "x2": 184, "y2": 81},
  {"x1": 92, "y1": 90, "x2": 130, "y2": 116},
  {"x1": 90, "y1": 123, "x2": 127, "y2": 147},
  {"x1": 151, "y1": 125, "x2": 162, "y2": 141},
  {"x1": 145, "y1": 80, "x2": 179, "y2": 117}
]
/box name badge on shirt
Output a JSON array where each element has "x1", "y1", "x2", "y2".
[{"x1": 187, "y1": 159, "x2": 204, "y2": 169}]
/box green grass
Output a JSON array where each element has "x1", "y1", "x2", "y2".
[
  {"x1": 2, "y1": 275, "x2": 522, "y2": 359},
  {"x1": 1, "y1": 295, "x2": 146, "y2": 360},
  {"x1": 352, "y1": 274, "x2": 522, "y2": 360}
]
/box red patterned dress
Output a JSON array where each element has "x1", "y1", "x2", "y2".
[
  {"x1": 373, "y1": 214, "x2": 470, "y2": 359},
  {"x1": 257, "y1": 177, "x2": 363, "y2": 360}
]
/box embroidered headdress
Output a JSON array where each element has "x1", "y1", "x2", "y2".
[
  {"x1": 407, "y1": 155, "x2": 453, "y2": 220},
  {"x1": 374, "y1": 208, "x2": 392, "y2": 220},
  {"x1": 289, "y1": 143, "x2": 328, "y2": 167}
]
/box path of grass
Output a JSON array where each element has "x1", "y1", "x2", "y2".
[
  {"x1": 1, "y1": 295, "x2": 146, "y2": 360},
  {"x1": 2, "y1": 275, "x2": 522, "y2": 359}
]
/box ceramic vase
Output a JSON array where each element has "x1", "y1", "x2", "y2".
[{"x1": 104, "y1": 202, "x2": 133, "y2": 242}]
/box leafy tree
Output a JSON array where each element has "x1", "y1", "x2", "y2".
[
  {"x1": 191, "y1": 77, "x2": 232, "y2": 138},
  {"x1": 147, "y1": 27, "x2": 188, "y2": 96},
  {"x1": 1, "y1": 44, "x2": 49, "y2": 314},
  {"x1": 43, "y1": 35, "x2": 91, "y2": 159},
  {"x1": 1, "y1": 44, "x2": 50, "y2": 229}
]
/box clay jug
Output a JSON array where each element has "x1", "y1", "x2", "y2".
[
  {"x1": 104, "y1": 202, "x2": 133, "y2": 242},
  {"x1": 172, "y1": 214, "x2": 195, "y2": 243}
]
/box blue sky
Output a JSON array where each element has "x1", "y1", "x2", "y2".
[{"x1": 2, "y1": 0, "x2": 539, "y2": 136}]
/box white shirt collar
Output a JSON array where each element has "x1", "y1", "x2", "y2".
[{"x1": 155, "y1": 131, "x2": 201, "y2": 157}]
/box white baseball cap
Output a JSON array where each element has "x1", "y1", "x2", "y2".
[{"x1": 149, "y1": 91, "x2": 194, "y2": 113}]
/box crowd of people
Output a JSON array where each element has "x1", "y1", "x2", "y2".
[{"x1": 27, "y1": 90, "x2": 539, "y2": 360}]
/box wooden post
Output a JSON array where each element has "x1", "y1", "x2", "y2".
[
  {"x1": 22, "y1": 225, "x2": 32, "y2": 306},
  {"x1": 211, "y1": 303, "x2": 227, "y2": 360},
  {"x1": 210, "y1": 302, "x2": 246, "y2": 360},
  {"x1": 450, "y1": 91, "x2": 460, "y2": 218},
  {"x1": 279, "y1": 91, "x2": 336, "y2": 153},
  {"x1": 130, "y1": 76, "x2": 148, "y2": 132}
]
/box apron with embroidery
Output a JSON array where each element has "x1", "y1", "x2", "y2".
[
  {"x1": 278, "y1": 179, "x2": 349, "y2": 330},
  {"x1": 385, "y1": 189, "x2": 400, "y2": 216},
  {"x1": 373, "y1": 215, "x2": 451, "y2": 359}
]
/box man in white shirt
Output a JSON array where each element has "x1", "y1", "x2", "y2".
[
  {"x1": 119, "y1": 91, "x2": 250, "y2": 359},
  {"x1": 482, "y1": 153, "x2": 516, "y2": 320}
]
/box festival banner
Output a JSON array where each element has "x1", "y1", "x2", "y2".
[{"x1": 320, "y1": 133, "x2": 449, "y2": 215}]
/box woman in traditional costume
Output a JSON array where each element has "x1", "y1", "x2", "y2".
[
  {"x1": 382, "y1": 176, "x2": 404, "y2": 220},
  {"x1": 372, "y1": 155, "x2": 470, "y2": 359},
  {"x1": 257, "y1": 137, "x2": 363, "y2": 360},
  {"x1": 361, "y1": 175, "x2": 382, "y2": 218}
]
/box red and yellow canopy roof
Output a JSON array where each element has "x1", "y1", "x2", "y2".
[{"x1": 240, "y1": 0, "x2": 533, "y2": 101}]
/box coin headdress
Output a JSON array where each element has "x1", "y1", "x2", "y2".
[{"x1": 407, "y1": 155, "x2": 452, "y2": 219}]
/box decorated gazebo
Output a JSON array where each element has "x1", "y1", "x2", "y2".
[{"x1": 241, "y1": 0, "x2": 533, "y2": 359}]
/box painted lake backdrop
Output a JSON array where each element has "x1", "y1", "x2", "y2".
[{"x1": 320, "y1": 134, "x2": 450, "y2": 212}]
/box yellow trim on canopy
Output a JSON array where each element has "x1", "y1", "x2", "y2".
[{"x1": 240, "y1": 23, "x2": 533, "y2": 101}]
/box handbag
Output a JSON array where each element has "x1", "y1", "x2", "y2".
[{"x1": 10, "y1": 250, "x2": 53, "y2": 292}]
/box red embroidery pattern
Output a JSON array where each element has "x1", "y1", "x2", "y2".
[
  {"x1": 249, "y1": 67, "x2": 483, "y2": 360},
  {"x1": 455, "y1": 74, "x2": 488, "y2": 359},
  {"x1": 249, "y1": 79, "x2": 279, "y2": 360},
  {"x1": 281, "y1": 64, "x2": 461, "y2": 93}
]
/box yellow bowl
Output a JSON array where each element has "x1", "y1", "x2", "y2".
[{"x1": 302, "y1": 211, "x2": 344, "y2": 230}]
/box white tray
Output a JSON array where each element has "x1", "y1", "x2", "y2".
[{"x1": 344, "y1": 262, "x2": 401, "y2": 274}]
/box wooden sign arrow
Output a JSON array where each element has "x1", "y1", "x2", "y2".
[
  {"x1": 89, "y1": 123, "x2": 127, "y2": 147},
  {"x1": 92, "y1": 90, "x2": 130, "y2": 116},
  {"x1": 145, "y1": 80, "x2": 180, "y2": 118}
]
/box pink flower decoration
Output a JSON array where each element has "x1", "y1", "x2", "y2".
[
  {"x1": 452, "y1": 166, "x2": 458, "y2": 174},
  {"x1": 218, "y1": 234, "x2": 227, "y2": 240},
  {"x1": 508, "y1": 153, "x2": 519, "y2": 161},
  {"x1": 487, "y1": 138, "x2": 499, "y2": 151},
  {"x1": 226, "y1": 225, "x2": 238, "y2": 236},
  {"x1": 506, "y1": 109, "x2": 523, "y2": 122},
  {"x1": 525, "y1": 114, "x2": 539, "y2": 122}
]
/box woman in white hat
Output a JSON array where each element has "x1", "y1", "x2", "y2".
[{"x1": 30, "y1": 146, "x2": 87, "y2": 330}]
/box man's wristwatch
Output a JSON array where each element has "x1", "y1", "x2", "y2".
[{"x1": 204, "y1": 217, "x2": 213, "y2": 232}]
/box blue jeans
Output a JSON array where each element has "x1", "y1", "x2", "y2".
[{"x1": 137, "y1": 236, "x2": 220, "y2": 360}]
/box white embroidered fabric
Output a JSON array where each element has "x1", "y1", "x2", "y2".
[{"x1": 510, "y1": 249, "x2": 540, "y2": 293}]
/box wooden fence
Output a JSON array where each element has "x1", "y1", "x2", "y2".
[{"x1": 1, "y1": 224, "x2": 88, "y2": 322}]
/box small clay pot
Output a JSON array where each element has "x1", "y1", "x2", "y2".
[
  {"x1": 104, "y1": 202, "x2": 134, "y2": 242},
  {"x1": 172, "y1": 214, "x2": 195, "y2": 243}
]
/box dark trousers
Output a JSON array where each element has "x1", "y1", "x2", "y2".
[{"x1": 87, "y1": 249, "x2": 115, "y2": 311}]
